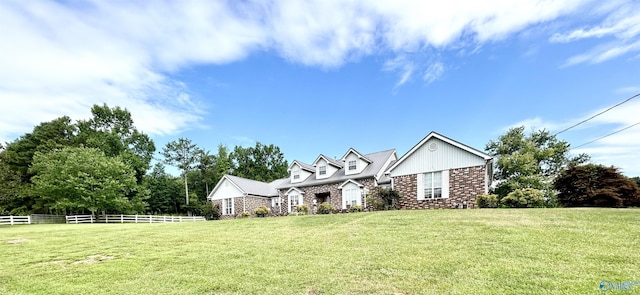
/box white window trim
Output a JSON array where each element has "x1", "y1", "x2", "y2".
[
  {"x1": 342, "y1": 187, "x2": 361, "y2": 209},
  {"x1": 223, "y1": 198, "x2": 234, "y2": 215},
  {"x1": 272, "y1": 196, "x2": 281, "y2": 208},
  {"x1": 417, "y1": 170, "x2": 449, "y2": 200},
  {"x1": 348, "y1": 160, "x2": 357, "y2": 171},
  {"x1": 319, "y1": 166, "x2": 327, "y2": 175},
  {"x1": 293, "y1": 169, "x2": 300, "y2": 180},
  {"x1": 288, "y1": 194, "x2": 301, "y2": 213}
]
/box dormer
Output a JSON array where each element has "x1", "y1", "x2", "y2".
[
  {"x1": 288, "y1": 160, "x2": 314, "y2": 183},
  {"x1": 340, "y1": 148, "x2": 373, "y2": 176},
  {"x1": 312, "y1": 154, "x2": 343, "y2": 180}
]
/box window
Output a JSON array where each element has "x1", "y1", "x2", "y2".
[
  {"x1": 424, "y1": 172, "x2": 443, "y2": 199},
  {"x1": 293, "y1": 169, "x2": 300, "y2": 180},
  {"x1": 348, "y1": 160, "x2": 357, "y2": 171},
  {"x1": 223, "y1": 198, "x2": 233, "y2": 215},
  {"x1": 343, "y1": 188, "x2": 360, "y2": 208},
  {"x1": 289, "y1": 194, "x2": 300, "y2": 212},
  {"x1": 272, "y1": 197, "x2": 281, "y2": 207},
  {"x1": 319, "y1": 166, "x2": 327, "y2": 175}
]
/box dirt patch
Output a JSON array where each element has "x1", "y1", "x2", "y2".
[
  {"x1": 6, "y1": 238, "x2": 28, "y2": 244},
  {"x1": 72, "y1": 255, "x2": 114, "y2": 265}
]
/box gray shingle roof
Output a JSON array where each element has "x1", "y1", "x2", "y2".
[
  {"x1": 278, "y1": 149, "x2": 396, "y2": 190},
  {"x1": 225, "y1": 174, "x2": 284, "y2": 197},
  {"x1": 314, "y1": 154, "x2": 344, "y2": 168}
]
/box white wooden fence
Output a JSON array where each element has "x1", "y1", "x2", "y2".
[
  {"x1": 66, "y1": 214, "x2": 205, "y2": 224},
  {"x1": 102, "y1": 214, "x2": 205, "y2": 223},
  {"x1": 0, "y1": 215, "x2": 31, "y2": 225},
  {"x1": 65, "y1": 215, "x2": 95, "y2": 224}
]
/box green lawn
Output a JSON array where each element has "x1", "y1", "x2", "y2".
[{"x1": 1, "y1": 209, "x2": 639, "y2": 294}]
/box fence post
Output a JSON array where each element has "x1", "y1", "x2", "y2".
[
  {"x1": 135, "y1": 214, "x2": 138, "y2": 223},
  {"x1": 179, "y1": 216, "x2": 182, "y2": 222},
  {"x1": 10, "y1": 215, "x2": 14, "y2": 225},
  {"x1": 106, "y1": 215, "x2": 108, "y2": 224},
  {"x1": 120, "y1": 214, "x2": 123, "y2": 223},
  {"x1": 74, "y1": 216, "x2": 78, "y2": 224},
  {"x1": 149, "y1": 215, "x2": 152, "y2": 224},
  {"x1": 27, "y1": 215, "x2": 31, "y2": 225}
]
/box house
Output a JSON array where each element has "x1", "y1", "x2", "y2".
[
  {"x1": 386, "y1": 132, "x2": 493, "y2": 209},
  {"x1": 207, "y1": 132, "x2": 492, "y2": 217},
  {"x1": 207, "y1": 175, "x2": 286, "y2": 217}
]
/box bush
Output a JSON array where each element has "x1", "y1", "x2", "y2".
[
  {"x1": 317, "y1": 202, "x2": 334, "y2": 214},
  {"x1": 348, "y1": 205, "x2": 363, "y2": 213},
  {"x1": 476, "y1": 194, "x2": 498, "y2": 208},
  {"x1": 201, "y1": 203, "x2": 221, "y2": 220},
  {"x1": 239, "y1": 211, "x2": 250, "y2": 218},
  {"x1": 366, "y1": 187, "x2": 402, "y2": 210},
  {"x1": 501, "y1": 188, "x2": 545, "y2": 208},
  {"x1": 253, "y1": 205, "x2": 270, "y2": 217},
  {"x1": 295, "y1": 204, "x2": 310, "y2": 215}
]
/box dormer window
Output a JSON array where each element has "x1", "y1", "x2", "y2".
[
  {"x1": 319, "y1": 166, "x2": 327, "y2": 175},
  {"x1": 348, "y1": 160, "x2": 357, "y2": 171},
  {"x1": 293, "y1": 169, "x2": 300, "y2": 179}
]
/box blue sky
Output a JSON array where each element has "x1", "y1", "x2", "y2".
[{"x1": 1, "y1": 1, "x2": 639, "y2": 176}]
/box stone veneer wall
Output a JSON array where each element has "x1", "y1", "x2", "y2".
[
  {"x1": 214, "y1": 196, "x2": 270, "y2": 219},
  {"x1": 277, "y1": 177, "x2": 377, "y2": 215},
  {"x1": 393, "y1": 165, "x2": 486, "y2": 209}
]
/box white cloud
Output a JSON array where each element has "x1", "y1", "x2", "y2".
[
  {"x1": 504, "y1": 99, "x2": 640, "y2": 176},
  {"x1": 0, "y1": 0, "x2": 626, "y2": 143},
  {"x1": 423, "y1": 62, "x2": 445, "y2": 83},
  {"x1": 552, "y1": 1, "x2": 640, "y2": 65}
]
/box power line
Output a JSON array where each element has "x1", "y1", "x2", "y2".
[
  {"x1": 554, "y1": 92, "x2": 640, "y2": 136},
  {"x1": 572, "y1": 121, "x2": 640, "y2": 149}
]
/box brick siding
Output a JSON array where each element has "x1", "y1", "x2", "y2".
[{"x1": 393, "y1": 165, "x2": 486, "y2": 209}]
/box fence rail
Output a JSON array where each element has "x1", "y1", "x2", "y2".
[
  {"x1": 65, "y1": 214, "x2": 205, "y2": 224},
  {"x1": 102, "y1": 214, "x2": 206, "y2": 223},
  {"x1": 66, "y1": 215, "x2": 95, "y2": 224},
  {"x1": 0, "y1": 215, "x2": 31, "y2": 225}
]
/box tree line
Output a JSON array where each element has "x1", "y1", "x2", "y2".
[
  {"x1": 0, "y1": 104, "x2": 288, "y2": 217},
  {"x1": 1, "y1": 105, "x2": 638, "y2": 217}
]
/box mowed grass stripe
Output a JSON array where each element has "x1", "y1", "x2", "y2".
[{"x1": 1, "y1": 208, "x2": 638, "y2": 294}]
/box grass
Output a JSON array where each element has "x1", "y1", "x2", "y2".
[{"x1": 1, "y1": 208, "x2": 639, "y2": 294}]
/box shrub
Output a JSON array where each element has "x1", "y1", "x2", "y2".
[
  {"x1": 476, "y1": 194, "x2": 498, "y2": 208},
  {"x1": 254, "y1": 205, "x2": 270, "y2": 217},
  {"x1": 317, "y1": 202, "x2": 334, "y2": 214},
  {"x1": 348, "y1": 205, "x2": 363, "y2": 213},
  {"x1": 295, "y1": 204, "x2": 310, "y2": 215},
  {"x1": 366, "y1": 187, "x2": 402, "y2": 210},
  {"x1": 501, "y1": 188, "x2": 545, "y2": 208},
  {"x1": 240, "y1": 211, "x2": 250, "y2": 218},
  {"x1": 201, "y1": 203, "x2": 221, "y2": 220}
]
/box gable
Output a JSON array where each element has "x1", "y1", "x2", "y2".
[
  {"x1": 208, "y1": 177, "x2": 244, "y2": 200},
  {"x1": 389, "y1": 137, "x2": 489, "y2": 177}
]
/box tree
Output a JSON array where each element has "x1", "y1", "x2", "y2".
[
  {"x1": 76, "y1": 104, "x2": 155, "y2": 183},
  {"x1": 0, "y1": 116, "x2": 77, "y2": 213},
  {"x1": 485, "y1": 126, "x2": 589, "y2": 201},
  {"x1": 30, "y1": 147, "x2": 146, "y2": 215},
  {"x1": 161, "y1": 138, "x2": 201, "y2": 205},
  {"x1": 554, "y1": 164, "x2": 640, "y2": 207},
  {"x1": 630, "y1": 176, "x2": 640, "y2": 188},
  {"x1": 230, "y1": 142, "x2": 288, "y2": 182},
  {"x1": 143, "y1": 163, "x2": 184, "y2": 214}
]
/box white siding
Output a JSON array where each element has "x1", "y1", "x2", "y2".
[
  {"x1": 291, "y1": 163, "x2": 312, "y2": 183},
  {"x1": 210, "y1": 178, "x2": 244, "y2": 200},
  {"x1": 376, "y1": 152, "x2": 397, "y2": 180},
  {"x1": 390, "y1": 138, "x2": 486, "y2": 177},
  {"x1": 345, "y1": 152, "x2": 368, "y2": 175},
  {"x1": 315, "y1": 158, "x2": 338, "y2": 179}
]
